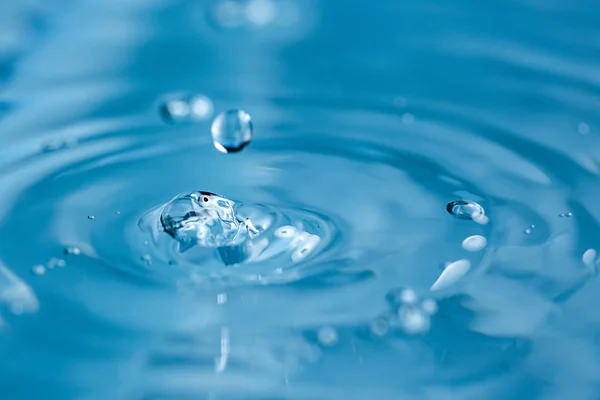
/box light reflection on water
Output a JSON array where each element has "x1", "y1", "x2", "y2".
[{"x1": 1, "y1": 0, "x2": 600, "y2": 399}]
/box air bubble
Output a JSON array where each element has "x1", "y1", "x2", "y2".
[
  {"x1": 46, "y1": 258, "x2": 65, "y2": 269},
  {"x1": 159, "y1": 94, "x2": 213, "y2": 123},
  {"x1": 87, "y1": 215, "x2": 94, "y2": 220},
  {"x1": 559, "y1": 212, "x2": 573, "y2": 218},
  {"x1": 317, "y1": 327, "x2": 338, "y2": 346},
  {"x1": 446, "y1": 200, "x2": 485, "y2": 221},
  {"x1": 399, "y1": 288, "x2": 418, "y2": 305},
  {"x1": 421, "y1": 298, "x2": 438, "y2": 316},
  {"x1": 211, "y1": 109, "x2": 253, "y2": 153},
  {"x1": 462, "y1": 235, "x2": 487, "y2": 252},
  {"x1": 31, "y1": 265, "x2": 46, "y2": 276},
  {"x1": 217, "y1": 293, "x2": 227, "y2": 304},
  {"x1": 398, "y1": 307, "x2": 430, "y2": 335}
]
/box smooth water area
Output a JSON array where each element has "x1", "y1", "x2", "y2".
[{"x1": 1, "y1": 0, "x2": 600, "y2": 399}]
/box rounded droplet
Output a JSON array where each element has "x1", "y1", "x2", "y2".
[
  {"x1": 87, "y1": 215, "x2": 94, "y2": 220},
  {"x1": 317, "y1": 327, "x2": 338, "y2": 346},
  {"x1": 399, "y1": 288, "x2": 418, "y2": 305},
  {"x1": 582, "y1": 249, "x2": 597, "y2": 266},
  {"x1": 211, "y1": 109, "x2": 253, "y2": 153},
  {"x1": 217, "y1": 293, "x2": 228, "y2": 305},
  {"x1": 559, "y1": 212, "x2": 573, "y2": 218},
  {"x1": 47, "y1": 258, "x2": 65, "y2": 269},
  {"x1": 421, "y1": 298, "x2": 438, "y2": 316},
  {"x1": 462, "y1": 235, "x2": 487, "y2": 252},
  {"x1": 31, "y1": 265, "x2": 46, "y2": 276},
  {"x1": 446, "y1": 200, "x2": 485, "y2": 221},
  {"x1": 398, "y1": 307, "x2": 430, "y2": 335}
]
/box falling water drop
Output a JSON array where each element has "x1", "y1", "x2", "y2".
[
  {"x1": 446, "y1": 200, "x2": 485, "y2": 221},
  {"x1": 211, "y1": 109, "x2": 253, "y2": 153},
  {"x1": 462, "y1": 235, "x2": 487, "y2": 252}
]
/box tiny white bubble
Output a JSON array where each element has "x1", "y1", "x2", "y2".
[
  {"x1": 217, "y1": 293, "x2": 227, "y2": 305},
  {"x1": 421, "y1": 298, "x2": 438, "y2": 316},
  {"x1": 317, "y1": 327, "x2": 338, "y2": 346},
  {"x1": 31, "y1": 265, "x2": 46, "y2": 276},
  {"x1": 399, "y1": 288, "x2": 418, "y2": 305},
  {"x1": 399, "y1": 307, "x2": 430, "y2": 335}
]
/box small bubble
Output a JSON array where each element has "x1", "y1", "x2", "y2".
[
  {"x1": 421, "y1": 299, "x2": 438, "y2": 316},
  {"x1": 559, "y1": 212, "x2": 573, "y2": 218},
  {"x1": 462, "y1": 235, "x2": 487, "y2": 252},
  {"x1": 524, "y1": 228, "x2": 532, "y2": 234},
  {"x1": 583, "y1": 249, "x2": 597, "y2": 266},
  {"x1": 399, "y1": 288, "x2": 418, "y2": 305},
  {"x1": 398, "y1": 307, "x2": 430, "y2": 335},
  {"x1": 115, "y1": 211, "x2": 121, "y2": 215},
  {"x1": 217, "y1": 293, "x2": 228, "y2": 305},
  {"x1": 317, "y1": 327, "x2": 338, "y2": 346},
  {"x1": 402, "y1": 112, "x2": 414, "y2": 124},
  {"x1": 159, "y1": 94, "x2": 213, "y2": 123},
  {"x1": 578, "y1": 122, "x2": 590, "y2": 135},
  {"x1": 47, "y1": 258, "x2": 65, "y2": 269},
  {"x1": 87, "y1": 215, "x2": 95, "y2": 220},
  {"x1": 31, "y1": 265, "x2": 46, "y2": 276},
  {"x1": 370, "y1": 318, "x2": 389, "y2": 337},
  {"x1": 64, "y1": 246, "x2": 81, "y2": 256},
  {"x1": 446, "y1": 200, "x2": 485, "y2": 221},
  {"x1": 211, "y1": 109, "x2": 253, "y2": 153}
]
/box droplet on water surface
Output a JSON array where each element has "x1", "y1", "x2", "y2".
[
  {"x1": 211, "y1": 109, "x2": 253, "y2": 153},
  {"x1": 446, "y1": 200, "x2": 486, "y2": 222},
  {"x1": 462, "y1": 235, "x2": 487, "y2": 252}
]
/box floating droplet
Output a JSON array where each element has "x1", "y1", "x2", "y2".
[
  {"x1": 524, "y1": 225, "x2": 535, "y2": 234},
  {"x1": 559, "y1": 212, "x2": 573, "y2": 218},
  {"x1": 160, "y1": 94, "x2": 213, "y2": 123},
  {"x1": 370, "y1": 318, "x2": 389, "y2": 337},
  {"x1": 64, "y1": 246, "x2": 81, "y2": 256},
  {"x1": 211, "y1": 109, "x2": 253, "y2": 153},
  {"x1": 446, "y1": 200, "x2": 485, "y2": 221},
  {"x1": 462, "y1": 235, "x2": 487, "y2": 252},
  {"x1": 46, "y1": 258, "x2": 65, "y2": 269},
  {"x1": 421, "y1": 298, "x2": 438, "y2": 316},
  {"x1": 431, "y1": 259, "x2": 471, "y2": 291},
  {"x1": 399, "y1": 288, "x2": 418, "y2": 305},
  {"x1": 317, "y1": 327, "x2": 338, "y2": 346},
  {"x1": 399, "y1": 307, "x2": 430, "y2": 335},
  {"x1": 87, "y1": 215, "x2": 94, "y2": 220},
  {"x1": 31, "y1": 265, "x2": 46, "y2": 276},
  {"x1": 582, "y1": 249, "x2": 597, "y2": 266}
]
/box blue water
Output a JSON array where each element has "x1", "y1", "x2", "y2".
[{"x1": 1, "y1": 0, "x2": 600, "y2": 399}]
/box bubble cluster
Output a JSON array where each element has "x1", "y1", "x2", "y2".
[
  {"x1": 374, "y1": 288, "x2": 438, "y2": 336},
  {"x1": 159, "y1": 93, "x2": 214, "y2": 124},
  {"x1": 210, "y1": 109, "x2": 253, "y2": 153}
]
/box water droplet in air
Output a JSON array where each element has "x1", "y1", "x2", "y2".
[
  {"x1": 559, "y1": 212, "x2": 573, "y2": 218},
  {"x1": 398, "y1": 307, "x2": 430, "y2": 334},
  {"x1": 211, "y1": 109, "x2": 253, "y2": 153},
  {"x1": 160, "y1": 94, "x2": 213, "y2": 123},
  {"x1": 399, "y1": 288, "x2": 418, "y2": 305},
  {"x1": 370, "y1": 318, "x2": 389, "y2": 337},
  {"x1": 446, "y1": 200, "x2": 485, "y2": 221},
  {"x1": 582, "y1": 249, "x2": 597, "y2": 266},
  {"x1": 431, "y1": 259, "x2": 471, "y2": 291},
  {"x1": 462, "y1": 235, "x2": 487, "y2": 252},
  {"x1": 31, "y1": 265, "x2": 46, "y2": 276},
  {"x1": 46, "y1": 258, "x2": 65, "y2": 269},
  {"x1": 64, "y1": 246, "x2": 81, "y2": 256},
  {"x1": 87, "y1": 215, "x2": 94, "y2": 220},
  {"x1": 421, "y1": 298, "x2": 438, "y2": 316},
  {"x1": 217, "y1": 293, "x2": 227, "y2": 304},
  {"x1": 317, "y1": 327, "x2": 338, "y2": 346}
]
